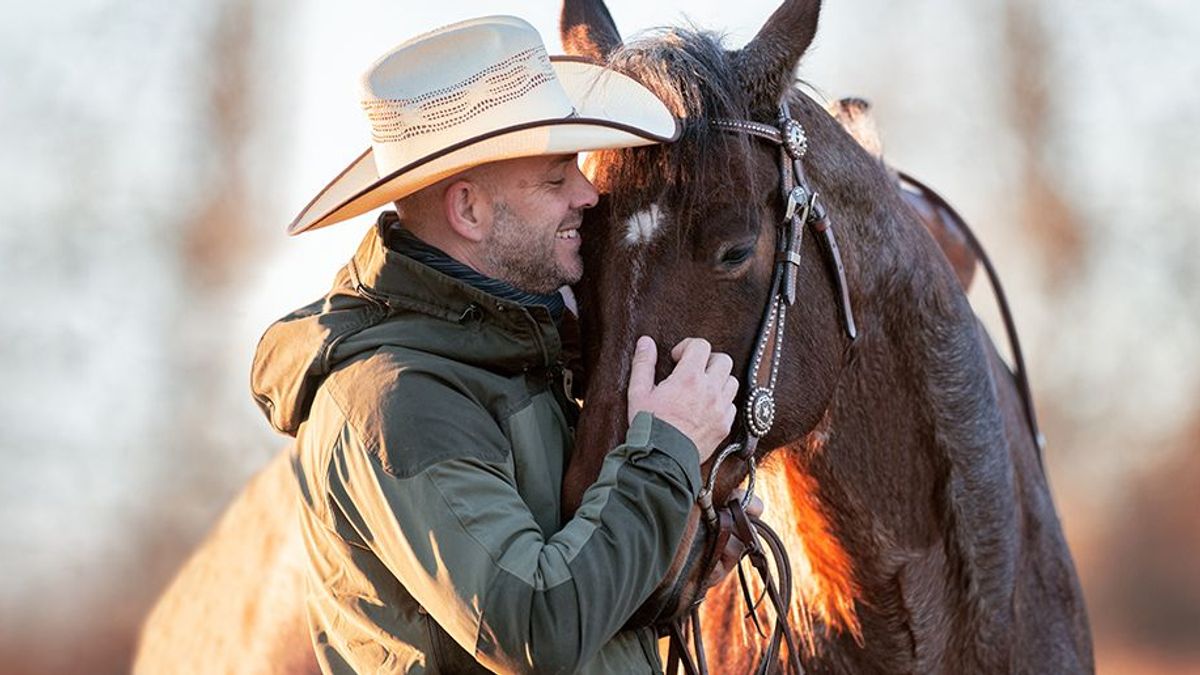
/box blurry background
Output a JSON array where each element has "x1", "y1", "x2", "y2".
[{"x1": 1, "y1": 0, "x2": 1196, "y2": 672}]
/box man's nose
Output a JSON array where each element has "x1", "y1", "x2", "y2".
[{"x1": 570, "y1": 165, "x2": 599, "y2": 210}]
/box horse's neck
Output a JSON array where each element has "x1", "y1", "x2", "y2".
[{"x1": 796, "y1": 246, "x2": 1022, "y2": 668}]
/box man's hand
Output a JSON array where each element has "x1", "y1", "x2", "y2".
[
  {"x1": 626, "y1": 336, "x2": 739, "y2": 464},
  {"x1": 703, "y1": 490, "x2": 765, "y2": 589}
]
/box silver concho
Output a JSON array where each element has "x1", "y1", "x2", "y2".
[
  {"x1": 745, "y1": 386, "x2": 776, "y2": 437},
  {"x1": 781, "y1": 118, "x2": 808, "y2": 159}
]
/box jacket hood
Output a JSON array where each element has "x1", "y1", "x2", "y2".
[{"x1": 251, "y1": 222, "x2": 562, "y2": 436}]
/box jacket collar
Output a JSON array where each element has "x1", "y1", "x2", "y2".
[
  {"x1": 345, "y1": 218, "x2": 563, "y2": 371},
  {"x1": 252, "y1": 222, "x2": 565, "y2": 437},
  {"x1": 377, "y1": 212, "x2": 566, "y2": 320}
]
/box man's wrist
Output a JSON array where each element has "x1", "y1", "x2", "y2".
[{"x1": 624, "y1": 411, "x2": 701, "y2": 497}]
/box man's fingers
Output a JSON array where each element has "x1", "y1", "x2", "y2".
[
  {"x1": 722, "y1": 375, "x2": 740, "y2": 402},
  {"x1": 627, "y1": 336, "x2": 657, "y2": 401},
  {"x1": 670, "y1": 338, "x2": 712, "y2": 372},
  {"x1": 722, "y1": 537, "x2": 746, "y2": 561},
  {"x1": 707, "y1": 352, "x2": 734, "y2": 379},
  {"x1": 669, "y1": 338, "x2": 690, "y2": 363},
  {"x1": 746, "y1": 495, "x2": 765, "y2": 519},
  {"x1": 727, "y1": 490, "x2": 765, "y2": 519}
]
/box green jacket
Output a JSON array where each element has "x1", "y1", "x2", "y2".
[{"x1": 251, "y1": 225, "x2": 701, "y2": 674}]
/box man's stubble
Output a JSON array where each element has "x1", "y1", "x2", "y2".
[{"x1": 482, "y1": 201, "x2": 583, "y2": 295}]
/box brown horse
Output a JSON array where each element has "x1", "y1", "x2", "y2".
[
  {"x1": 135, "y1": 5, "x2": 1086, "y2": 672},
  {"x1": 559, "y1": 0, "x2": 1093, "y2": 672}
]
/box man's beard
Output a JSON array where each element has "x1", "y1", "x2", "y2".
[{"x1": 482, "y1": 202, "x2": 582, "y2": 295}]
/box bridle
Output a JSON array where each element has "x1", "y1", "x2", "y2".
[
  {"x1": 663, "y1": 101, "x2": 857, "y2": 675},
  {"x1": 661, "y1": 99, "x2": 1046, "y2": 674},
  {"x1": 700, "y1": 100, "x2": 859, "y2": 515}
]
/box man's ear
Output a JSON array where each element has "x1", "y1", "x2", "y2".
[{"x1": 442, "y1": 178, "x2": 492, "y2": 243}]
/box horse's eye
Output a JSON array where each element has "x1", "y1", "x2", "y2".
[{"x1": 720, "y1": 245, "x2": 754, "y2": 267}]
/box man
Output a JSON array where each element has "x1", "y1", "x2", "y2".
[{"x1": 251, "y1": 16, "x2": 741, "y2": 673}]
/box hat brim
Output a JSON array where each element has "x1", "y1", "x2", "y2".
[{"x1": 287, "y1": 58, "x2": 679, "y2": 235}]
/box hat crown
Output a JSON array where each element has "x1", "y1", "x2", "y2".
[
  {"x1": 361, "y1": 16, "x2": 540, "y2": 99},
  {"x1": 358, "y1": 17, "x2": 572, "y2": 157}
]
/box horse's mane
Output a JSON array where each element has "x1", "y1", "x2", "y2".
[{"x1": 589, "y1": 28, "x2": 772, "y2": 233}]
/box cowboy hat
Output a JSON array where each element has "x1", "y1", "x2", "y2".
[{"x1": 288, "y1": 15, "x2": 679, "y2": 235}]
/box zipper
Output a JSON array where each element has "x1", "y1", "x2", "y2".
[{"x1": 547, "y1": 362, "x2": 580, "y2": 432}]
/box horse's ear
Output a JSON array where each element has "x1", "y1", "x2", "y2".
[
  {"x1": 734, "y1": 0, "x2": 823, "y2": 115},
  {"x1": 828, "y1": 98, "x2": 884, "y2": 159},
  {"x1": 560, "y1": 0, "x2": 623, "y2": 61}
]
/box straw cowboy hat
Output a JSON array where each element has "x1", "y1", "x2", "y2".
[{"x1": 288, "y1": 15, "x2": 680, "y2": 235}]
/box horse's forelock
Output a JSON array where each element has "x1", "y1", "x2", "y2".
[{"x1": 593, "y1": 28, "x2": 772, "y2": 230}]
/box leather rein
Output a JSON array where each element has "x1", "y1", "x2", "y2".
[{"x1": 661, "y1": 102, "x2": 1045, "y2": 674}]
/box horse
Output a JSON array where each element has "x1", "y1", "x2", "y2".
[
  {"x1": 557, "y1": 0, "x2": 1093, "y2": 672},
  {"x1": 134, "y1": 3, "x2": 1090, "y2": 671},
  {"x1": 134, "y1": 449, "x2": 318, "y2": 674}
]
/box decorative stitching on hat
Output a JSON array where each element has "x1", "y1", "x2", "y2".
[{"x1": 363, "y1": 46, "x2": 556, "y2": 143}]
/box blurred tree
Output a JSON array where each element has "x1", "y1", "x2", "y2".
[
  {"x1": 1001, "y1": 0, "x2": 1086, "y2": 289},
  {"x1": 0, "y1": 0, "x2": 285, "y2": 672}
]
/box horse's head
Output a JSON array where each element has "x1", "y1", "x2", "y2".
[{"x1": 561, "y1": 0, "x2": 895, "y2": 514}]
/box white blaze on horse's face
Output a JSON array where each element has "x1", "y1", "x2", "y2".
[{"x1": 624, "y1": 204, "x2": 662, "y2": 246}]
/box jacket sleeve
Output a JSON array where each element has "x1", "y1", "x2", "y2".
[{"x1": 321, "y1": 370, "x2": 701, "y2": 675}]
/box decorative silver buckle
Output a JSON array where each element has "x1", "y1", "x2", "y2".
[
  {"x1": 745, "y1": 386, "x2": 776, "y2": 438},
  {"x1": 781, "y1": 118, "x2": 808, "y2": 159}
]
